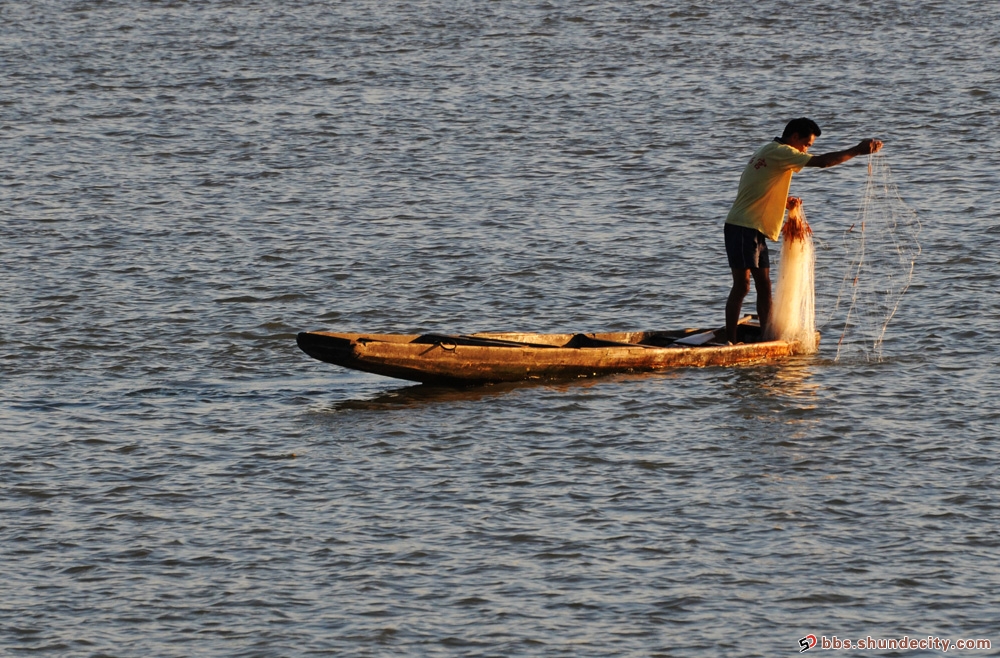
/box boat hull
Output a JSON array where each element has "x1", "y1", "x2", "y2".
[{"x1": 296, "y1": 326, "x2": 817, "y2": 386}]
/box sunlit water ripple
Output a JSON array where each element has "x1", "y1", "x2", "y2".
[{"x1": 2, "y1": 1, "x2": 999, "y2": 656}]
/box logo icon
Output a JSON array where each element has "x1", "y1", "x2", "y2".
[{"x1": 799, "y1": 635, "x2": 818, "y2": 652}]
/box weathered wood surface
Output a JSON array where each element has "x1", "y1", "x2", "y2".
[{"x1": 296, "y1": 321, "x2": 818, "y2": 386}]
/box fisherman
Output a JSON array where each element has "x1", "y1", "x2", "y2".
[{"x1": 724, "y1": 118, "x2": 883, "y2": 343}]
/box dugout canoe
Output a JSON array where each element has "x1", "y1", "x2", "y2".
[{"x1": 296, "y1": 318, "x2": 818, "y2": 386}]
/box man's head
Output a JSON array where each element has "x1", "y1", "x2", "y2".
[{"x1": 781, "y1": 117, "x2": 821, "y2": 153}]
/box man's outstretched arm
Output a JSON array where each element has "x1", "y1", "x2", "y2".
[{"x1": 805, "y1": 138, "x2": 883, "y2": 168}]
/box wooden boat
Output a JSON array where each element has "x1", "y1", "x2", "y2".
[{"x1": 296, "y1": 317, "x2": 818, "y2": 386}]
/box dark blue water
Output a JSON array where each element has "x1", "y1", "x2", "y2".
[{"x1": 3, "y1": 1, "x2": 999, "y2": 655}]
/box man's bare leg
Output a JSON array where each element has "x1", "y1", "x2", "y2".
[
  {"x1": 751, "y1": 267, "x2": 771, "y2": 337},
  {"x1": 726, "y1": 268, "x2": 751, "y2": 343}
]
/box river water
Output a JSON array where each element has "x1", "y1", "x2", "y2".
[{"x1": 3, "y1": 1, "x2": 999, "y2": 656}]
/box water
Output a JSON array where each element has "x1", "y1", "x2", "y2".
[{"x1": 2, "y1": 1, "x2": 999, "y2": 655}]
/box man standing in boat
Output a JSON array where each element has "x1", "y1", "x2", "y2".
[{"x1": 724, "y1": 118, "x2": 883, "y2": 344}]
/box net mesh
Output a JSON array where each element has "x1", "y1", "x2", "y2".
[
  {"x1": 766, "y1": 198, "x2": 817, "y2": 352},
  {"x1": 829, "y1": 154, "x2": 921, "y2": 362}
]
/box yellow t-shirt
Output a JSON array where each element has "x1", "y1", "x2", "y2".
[{"x1": 725, "y1": 140, "x2": 813, "y2": 241}]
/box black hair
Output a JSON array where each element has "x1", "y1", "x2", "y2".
[{"x1": 781, "y1": 118, "x2": 822, "y2": 140}]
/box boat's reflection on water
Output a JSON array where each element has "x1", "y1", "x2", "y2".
[
  {"x1": 328, "y1": 374, "x2": 625, "y2": 411},
  {"x1": 325, "y1": 355, "x2": 826, "y2": 412},
  {"x1": 723, "y1": 354, "x2": 823, "y2": 413},
  {"x1": 331, "y1": 382, "x2": 517, "y2": 411}
]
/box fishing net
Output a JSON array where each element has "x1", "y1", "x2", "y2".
[
  {"x1": 766, "y1": 197, "x2": 817, "y2": 352},
  {"x1": 830, "y1": 154, "x2": 921, "y2": 362}
]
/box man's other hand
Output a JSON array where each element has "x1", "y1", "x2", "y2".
[{"x1": 855, "y1": 138, "x2": 883, "y2": 155}]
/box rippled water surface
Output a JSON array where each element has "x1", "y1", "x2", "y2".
[{"x1": 3, "y1": 1, "x2": 1000, "y2": 656}]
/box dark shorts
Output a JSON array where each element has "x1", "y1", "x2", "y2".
[{"x1": 724, "y1": 223, "x2": 770, "y2": 270}]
